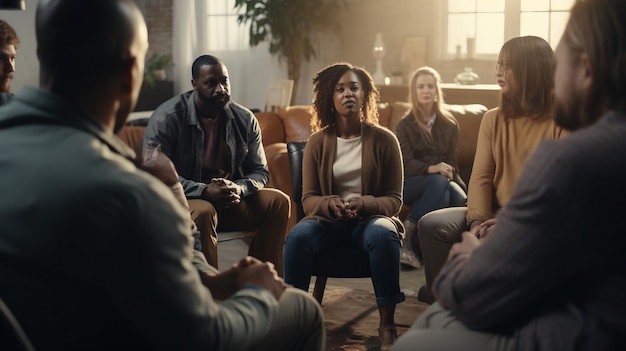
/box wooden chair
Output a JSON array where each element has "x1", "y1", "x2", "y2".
[{"x1": 287, "y1": 141, "x2": 371, "y2": 304}]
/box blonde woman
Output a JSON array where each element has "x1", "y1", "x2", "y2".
[{"x1": 395, "y1": 66, "x2": 467, "y2": 268}]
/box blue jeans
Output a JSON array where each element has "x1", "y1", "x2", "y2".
[
  {"x1": 283, "y1": 217, "x2": 405, "y2": 306},
  {"x1": 403, "y1": 174, "x2": 467, "y2": 223}
]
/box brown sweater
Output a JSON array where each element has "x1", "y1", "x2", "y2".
[
  {"x1": 466, "y1": 107, "x2": 568, "y2": 224},
  {"x1": 301, "y1": 123, "x2": 404, "y2": 230}
]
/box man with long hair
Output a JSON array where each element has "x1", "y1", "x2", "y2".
[{"x1": 394, "y1": 0, "x2": 626, "y2": 350}]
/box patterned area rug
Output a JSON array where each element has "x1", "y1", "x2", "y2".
[{"x1": 321, "y1": 285, "x2": 429, "y2": 351}]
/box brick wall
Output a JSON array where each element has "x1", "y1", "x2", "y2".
[{"x1": 135, "y1": 0, "x2": 172, "y2": 58}]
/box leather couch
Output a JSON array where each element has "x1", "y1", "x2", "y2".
[
  {"x1": 256, "y1": 102, "x2": 488, "y2": 231},
  {"x1": 117, "y1": 102, "x2": 487, "y2": 232}
]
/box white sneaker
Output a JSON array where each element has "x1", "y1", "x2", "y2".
[{"x1": 400, "y1": 245, "x2": 420, "y2": 269}]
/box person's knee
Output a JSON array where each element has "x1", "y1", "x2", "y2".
[
  {"x1": 282, "y1": 288, "x2": 323, "y2": 312},
  {"x1": 430, "y1": 174, "x2": 450, "y2": 190},
  {"x1": 189, "y1": 199, "x2": 217, "y2": 221},
  {"x1": 364, "y1": 218, "x2": 399, "y2": 245},
  {"x1": 280, "y1": 288, "x2": 324, "y2": 326},
  {"x1": 257, "y1": 188, "x2": 290, "y2": 216},
  {"x1": 272, "y1": 289, "x2": 325, "y2": 350},
  {"x1": 285, "y1": 219, "x2": 319, "y2": 247},
  {"x1": 418, "y1": 208, "x2": 466, "y2": 245}
]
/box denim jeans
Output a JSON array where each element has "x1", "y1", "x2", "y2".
[
  {"x1": 283, "y1": 217, "x2": 405, "y2": 306},
  {"x1": 403, "y1": 174, "x2": 467, "y2": 223}
]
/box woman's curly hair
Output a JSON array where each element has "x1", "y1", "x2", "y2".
[{"x1": 311, "y1": 62, "x2": 380, "y2": 132}]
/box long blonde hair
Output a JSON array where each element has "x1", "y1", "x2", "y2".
[{"x1": 407, "y1": 66, "x2": 457, "y2": 141}]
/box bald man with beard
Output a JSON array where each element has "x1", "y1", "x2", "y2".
[{"x1": 0, "y1": 1, "x2": 324, "y2": 350}]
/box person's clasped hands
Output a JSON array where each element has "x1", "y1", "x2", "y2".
[
  {"x1": 470, "y1": 218, "x2": 497, "y2": 240},
  {"x1": 448, "y1": 218, "x2": 497, "y2": 261},
  {"x1": 206, "y1": 256, "x2": 288, "y2": 301},
  {"x1": 235, "y1": 256, "x2": 289, "y2": 300},
  {"x1": 435, "y1": 161, "x2": 454, "y2": 181},
  {"x1": 203, "y1": 177, "x2": 242, "y2": 208},
  {"x1": 329, "y1": 197, "x2": 364, "y2": 221}
]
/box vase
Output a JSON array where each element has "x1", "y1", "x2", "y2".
[
  {"x1": 455, "y1": 67, "x2": 479, "y2": 85},
  {"x1": 153, "y1": 69, "x2": 167, "y2": 81}
]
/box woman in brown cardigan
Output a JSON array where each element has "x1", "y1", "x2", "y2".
[{"x1": 283, "y1": 62, "x2": 405, "y2": 351}]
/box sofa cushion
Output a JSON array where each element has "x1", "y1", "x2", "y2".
[
  {"x1": 445, "y1": 104, "x2": 487, "y2": 184},
  {"x1": 377, "y1": 103, "x2": 392, "y2": 130},
  {"x1": 277, "y1": 105, "x2": 315, "y2": 143},
  {"x1": 389, "y1": 101, "x2": 412, "y2": 132},
  {"x1": 116, "y1": 125, "x2": 145, "y2": 158},
  {"x1": 256, "y1": 111, "x2": 285, "y2": 146}
]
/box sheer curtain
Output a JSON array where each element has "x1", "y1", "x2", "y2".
[{"x1": 172, "y1": 1, "x2": 286, "y2": 110}]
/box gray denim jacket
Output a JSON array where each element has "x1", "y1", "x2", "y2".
[{"x1": 143, "y1": 90, "x2": 269, "y2": 198}]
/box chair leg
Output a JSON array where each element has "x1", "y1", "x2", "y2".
[{"x1": 312, "y1": 276, "x2": 328, "y2": 304}]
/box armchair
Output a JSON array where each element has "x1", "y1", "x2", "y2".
[{"x1": 287, "y1": 141, "x2": 371, "y2": 304}]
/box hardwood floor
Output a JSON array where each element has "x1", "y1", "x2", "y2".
[{"x1": 217, "y1": 239, "x2": 425, "y2": 299}]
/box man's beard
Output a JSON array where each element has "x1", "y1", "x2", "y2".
[
  {"x1": 197, "y1": 89, "x2": 229, "y2": 109},
  {"x1": 0, "y1": 76, "x2": 11, "y2": 93},
  {"x1": 553, "y1": 91, "x2": 584, "y2": 131}
]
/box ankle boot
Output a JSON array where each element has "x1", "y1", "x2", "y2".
[{"x1": 378, "y1": 325, "x2": 398, "y2": 351}]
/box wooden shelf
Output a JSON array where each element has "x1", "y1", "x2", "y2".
[{"x1": 378, "y1": 83, "x2": 500, "y2": 109}]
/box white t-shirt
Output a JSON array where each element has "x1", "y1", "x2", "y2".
[{"x1": 333, "y1": 136, "x2": 362, "y2": 200}]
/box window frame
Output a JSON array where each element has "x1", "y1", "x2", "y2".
[{"x1": 438, "y1": 0, "x2": 572, "y2": 61}]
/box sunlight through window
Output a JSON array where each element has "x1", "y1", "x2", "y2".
[{"x1": 446, "y1": 0, "x2": 574, "y2": 58}]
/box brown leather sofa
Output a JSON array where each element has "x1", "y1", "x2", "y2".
[
  {"x1": 117, "y1": 102, "x2": 487, "y2": 232},
  {"x1": 255, "y1": 102, "x2": 488, "y2": 230}
]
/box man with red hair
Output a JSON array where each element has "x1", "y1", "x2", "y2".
[{"x1": 0, "y1": 18, "x2": 19, "y2": 106}]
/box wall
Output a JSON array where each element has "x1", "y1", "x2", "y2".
[
  {"x1": 334, "y1": 0, "x2": 496, "y2": 87},
  {"x1": 136, "y1": 0, "x2": 172, "y2": 61},
  {"x1": 1, "y1": 0, "x2": 499, "y2": 108}
]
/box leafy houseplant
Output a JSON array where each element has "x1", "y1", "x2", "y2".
[
  {"x1": 144, "y1": 52, "x2": 174, "y2": 89},
  {"x1": 234, "y1": 0, "x2": 347, "y2": 103}
]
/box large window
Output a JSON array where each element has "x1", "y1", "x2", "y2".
[
  {"x1": 445, "y1": 0, "x2": 575, "y2": 59},
  {"x1": 207, "y1": 0, "x2": 248, "y2": 51}
]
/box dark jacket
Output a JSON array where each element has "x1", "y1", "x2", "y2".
[
  {"x1": 395, "y1": 111, "x2": 466, "y2": 191},
  {"x1": 0, "y1": 87, "x2": 278, "y2": 350},
  {"x1": 143, "y1": 90, "x2": 269, "y2": 198}
]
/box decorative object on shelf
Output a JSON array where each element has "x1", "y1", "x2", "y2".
[
  {"x1": 372, "y1": 32, "x2": 386, "y2": 85},
  {"x1": 466, "y1": 37, "x2": 476, "y2": 59},
  {"x1": 455, "y1": 67, "x2": 480, "y2": 85},
  {"x1": 144, "y1": 52, "x2": 174, "y2": 89},
  {"x1": 390, "y1": 71, "x2": 403, "y2": 85}
]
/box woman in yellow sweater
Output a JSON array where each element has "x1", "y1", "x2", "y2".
[{"x1": 416, "y1": 36, "x2": 569, "y2": 304}]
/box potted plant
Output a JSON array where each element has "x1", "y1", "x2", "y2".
[
  {"x1": 234, "y1": 0, "x2": 347, "y2": 103},
  {"x1": 144, "y1": 52, "x2": 174, "y2": 89}
]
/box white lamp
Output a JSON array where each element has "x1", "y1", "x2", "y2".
[{"x1": 372, "y1": 32, "x2": 386, "y2": 85}]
